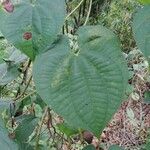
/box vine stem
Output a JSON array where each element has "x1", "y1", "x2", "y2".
[
  {"x1": 65, "y1": 0, "x2": 85, "y2": 20},
  {"x1": 35, "y1": 106, "x2": 48, "y2": 150},
  {"x1": 15, "y1": 59, "x2": 31, "y2": 98},
  {"x1": 83, "y1": 0, "x2": 92, "y2": 26},
  {"x1": 19, "y1": 90, "x2": 36, "y2": 102},
  {"x1": 13, "y1": 75, "x2": 33, "y2": 101}
]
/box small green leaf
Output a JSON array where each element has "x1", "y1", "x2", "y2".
[
  {"x1": 33, "y1": 25, "x2": 128, "y2": 137},
  {"x1": 109, "y1": 145, "x2": 123, "y2": 150},
  {"x1": 144, "y1": 91, "x2": 150, "y2": 103},
  {"x1": 57, "y1": 122, "x2": 78, "y2": 137},
  {"x1": 82, "y1": 145, "x2": 96, "y2": 150},
  {"x1": 34, "y1": 94, "x2": 46, "y2": 109},
  {"x1": 126, "y1": 108, "x2": 135, "y2": 120}
]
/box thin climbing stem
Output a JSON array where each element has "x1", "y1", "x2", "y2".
[
  {"x1": 13, "y1": 75, "x2": 33, "y2": 101},
  {"x1": 83, "y1": 0, "x2": 92, "y2": 26},
  {"x1": 35, "y1": 106, "x2": 48, "y2": 150},
  {"x1": 15, "y1": 59, "x2": 31, "y2": 98},
  {"x1": 65, "y1": 0, "x2": 85, "y2": 20}
]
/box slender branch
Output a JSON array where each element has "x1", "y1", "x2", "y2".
[
  {"x1": 20, "y1": 90, "x2": 36, "y2": 102},
  {"x1": 35, "y1": 106, "x2": 48, "y2": 150},
  {"x1": 13, "y1": 75, "x2": 32, "y2": 101},
  {"x1": 15, "y1": 59, "x2": 31, "y2": 97},
  {"x1": 47, "y1": 108, "x2": 57, "y2": 135},
  {"x1": 65, "y1": 0, "x2": 85, "y2": 20},
  {"x1": 83, "y1": 0, "x2": 92, "y2": 25}
]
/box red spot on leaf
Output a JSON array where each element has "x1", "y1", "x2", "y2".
[
  {"x1": 2, "y1": 0, "x2": 14, "y2": 13},
  {"x1": 23, "y1": 32, "x2": 32, "y2": 40}
]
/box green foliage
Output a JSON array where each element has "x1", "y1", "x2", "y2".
[
  {"x1": 99, "y1": 0, "x2": 138, "y2": 51},
  {"x1": 132, "y1": 5, "x2": 150, "y2": 62},
  {"x1": 57, "y1": 122, "x2": 78, "y2": 137},
  {"x1": 7, "y1": 47, "x2": 27, "y2": 64},
  {"x1": 0, "y1": 63, "x2": 19, "y2": 85},
  {"x1": 18, "y1": 143, "x2": 34, "y2": 150},
  {"x1": 0, "y1": 98, "x2": 12, "y2": 111},
  {"x1": 15, "y1": 115, "x2": 38, "y2": 143},
  {"x1": 0, "y1": 0, "x2": 66, "y2": 60},
  {"x1": 0, "y1": 39, "x2": 27, "y2": 86},
  {"x1": 144, "y1": 91, "x2": 150, "y2": 103},
  {"x1": 14, "y1": 115, "x2": 38, "y2": 150},
  {"x1": 0, "y1": 39, "x2": 8, "y2": 63},
  {"x1": 33, "y1": 25, "x2": 128, "y2": 136},
  {"x1": 1, "y1": 0, "x2": 150, "y2": 149},
  {"x1": 0, "y1": 118, "x2": 18, "y2": 150},
  {"x1": 82, "y1": 144, "x2": 96, "y2": 150},
  {"x1": 138, "y1": 0, "x2": 150, "y2": 4}
]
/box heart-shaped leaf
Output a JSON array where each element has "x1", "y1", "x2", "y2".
[
  {"x1": 0, "y1": 0, "x2": 66, "y2": 60},
  {"x1": 33, "y1": 26, "x2": 128, "y2": 137}
]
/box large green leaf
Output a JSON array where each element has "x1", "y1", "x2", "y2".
[
  {"x1": 33, "y1": 26, "x2": 128, "y2": 136},
  {"x1": 0, "y1": 0, "x2": 66, "y2": 60},
  {"x1": 132, "y1": 6, "x2": 150, "y2": 62},
  {"x1": 0, "y1": 118, "x2": 18, "y2": 150}
]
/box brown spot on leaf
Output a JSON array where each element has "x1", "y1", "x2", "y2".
[
  {"x1": 23, "y1": 32, "x2": 32, "y2": 40},
  {"x1": 2, "y1": 0, "x2": 14, "y2": 13}
]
